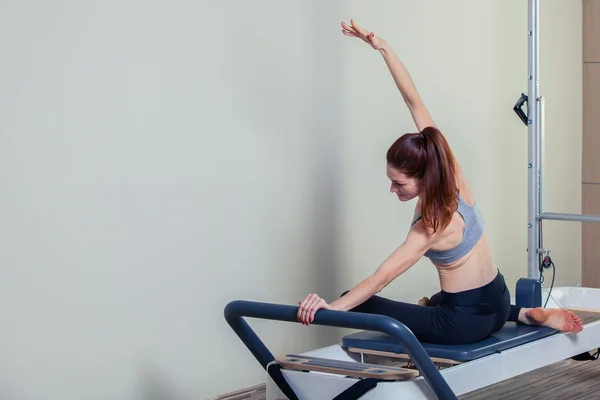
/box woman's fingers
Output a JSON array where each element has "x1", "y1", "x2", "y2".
[
  {"x1": 298, "y1": 294, "x2": 327, "y2": 325},
  {"x1": 299, "y1": 298, "x2": 308, "y2": 324},
  {"x1": 350, "y1": 19, "x2": 369, "y2": 37},
  {"x1": 298, "y1": 294, "x2": 316, "y2": 324},
  {"x1": 297, "y1": 294, "x2": 313, "y2": 323},
  {"x1": 302, "y1": 295, "x2": 321, "y2": 324},
  {"x1": 342, "y1": 20, "x2": 377, "y2": 47},
  {"x1": 341, "y1": 21, "x2": 355, "y2": 32},
  {"x1": 341, "y1": 21, "x2": 363, "y2": 38},
  {"x1": 308, "y1": 300, "x2": 324, "y2": 323}
]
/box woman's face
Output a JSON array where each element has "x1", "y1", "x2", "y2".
[{"x1": 386, "y1": 164, "x2": 421, "y2": 202}]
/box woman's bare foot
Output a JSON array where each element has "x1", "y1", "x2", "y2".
[
  {"x1": 418, "y1": 297, "x2": 430, "y2": 306},
  {"x1": 519, "y1": 307, "x2": 584, "y2": 333}
]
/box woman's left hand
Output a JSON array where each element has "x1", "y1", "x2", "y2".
[{"x1": 297, "y1": 293, "x2": 332, "y2": 325}]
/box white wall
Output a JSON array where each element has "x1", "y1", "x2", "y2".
[{"x1": 0, "y1": 1, "x2": 581, "y2": 399}]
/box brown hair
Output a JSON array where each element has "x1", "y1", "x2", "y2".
[{"x1": 386, "y1": 126, "x2": 459, "y2": 233}]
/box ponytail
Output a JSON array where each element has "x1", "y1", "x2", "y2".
[
  {"x1": 419, "y1": 127, "x2": 459, "y2": 232},
  {"x1": 386, "y1": 126, "x2": 459, "y2": 233}
]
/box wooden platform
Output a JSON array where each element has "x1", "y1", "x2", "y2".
[
  {"x1": 275, "y1": 354, "x2": 419, "y2": 380},
  {"x1": 567, "y1": 307, "x2": 600, "y2": 324}
]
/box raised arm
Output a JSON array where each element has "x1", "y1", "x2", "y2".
[
  {"x1": 342, "y1": 19, "x2": 471, "y2": 193},
  {"x1": 342, "y1": 19, "x2": 435, "y2": 132},
  {"x1": 379, "y1": 46, "x2": 435, "y2": 132}
]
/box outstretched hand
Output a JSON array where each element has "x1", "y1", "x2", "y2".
[
  {"x1": 297, "y1": 293, "x2": 332, "y2": 325},
  {"x1": 341, "y1": 19, "x2": 386, "y2": 50}
]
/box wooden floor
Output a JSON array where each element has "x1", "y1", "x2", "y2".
[
  {"x1": 462, "y1": 309, "x2": 600, "y2": 399},
  {"x1": 215, "y1": 356, "x2": 600, "y2": 400},
  {"x1": 208, "y1": 383, "x2": 265, "y2": 400},
  {"x1": 460, "y1": 355, "x2": 600, "y2": 399}
]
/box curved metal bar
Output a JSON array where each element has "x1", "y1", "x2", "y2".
[{"x1": 224, "y1": 300, "x2": 458, "y2": 400}]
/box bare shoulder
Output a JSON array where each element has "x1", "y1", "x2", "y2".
[{"x1": 405, "y1": 216, "x2": 443, "y2": 255}]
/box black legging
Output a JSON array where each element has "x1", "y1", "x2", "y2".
[{"x1": 342, "y1": 271, "x2": 521, "y2": 345}]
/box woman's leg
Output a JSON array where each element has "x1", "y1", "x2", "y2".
[
  {"x1": 508, "y1": 305, "x2": 521, "y2": 322},
  {"x1": 340, "y1": 291, "x2": 492, "y2": 344},
  {"x1": 417, "y1": 291, "x2": 441, "y2": 307},
  {"x1": 345, "y1": 293, "x2": 446, "y2": 342}
]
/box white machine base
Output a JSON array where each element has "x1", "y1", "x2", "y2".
[{"x1": 266, "y1": 286, "x2": 600, "y2": 400}]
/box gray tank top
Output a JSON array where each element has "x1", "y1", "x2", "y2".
[{"x1": 411, "y1": 193, "x2": 484, "y2": 264}]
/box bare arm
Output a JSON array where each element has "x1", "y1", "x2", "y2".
[
  {"x1": 378, "y1": 43, "x2": 436, "y2": 132},
  {"x1": 329, "y1": 221, "x2": 438, "y2": 312},
  {"x1": 378, "y1": 43, "x2": 472, "y2": 194},
  {"x1": 341, "y1": 19, "x2": 436, "y2": 132},
  {"x1": 368, "y1": 29, "x2": 472, "y2": 193}
]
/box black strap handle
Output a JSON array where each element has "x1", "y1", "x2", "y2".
[
  {"x1": 513, "y1": 93, "x2": 529, "y2": 126},
  {"x1": 333, "y1": 378, "x2": 384, "y2": 400}
]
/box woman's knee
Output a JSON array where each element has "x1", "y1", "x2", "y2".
[{"x1": 428, "y1": 291, "x2": 443, "y2": 306}]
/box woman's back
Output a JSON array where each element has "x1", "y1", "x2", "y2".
[{"x1": 415, "y1": 168, "x2": 499, "y2": 292}]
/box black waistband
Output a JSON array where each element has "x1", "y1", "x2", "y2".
[{"x1": 439, "y1": 271, "x2": 507, "y2": 310}]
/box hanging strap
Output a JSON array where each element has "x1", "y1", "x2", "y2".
[
  {"x1": 267, "y1": 363, "x2": 300, "y2": 400},
  {"x1": 267, "y1": 362, "x2": 383, "y2": 400},
  {"x1": 332, "y1": 378, "x2": 384, "y2": 400}
]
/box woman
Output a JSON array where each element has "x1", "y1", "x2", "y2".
[{"x1": 296, "y1": 19, "x2": 583, "y2": 345}]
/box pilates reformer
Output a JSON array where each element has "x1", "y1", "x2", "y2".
[
  {"x1": 225, "y1": 283, "x2": 600, "y2": 400},
  {"x1": 224, "y1": 1, "x2": 600, "y2": 399}
]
